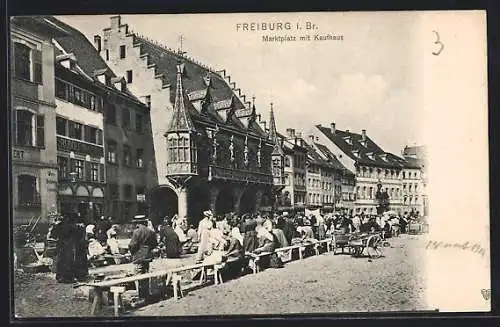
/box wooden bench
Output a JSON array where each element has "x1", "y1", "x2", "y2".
[
  {"x1": 86, "y1": 270, "x2": 171, "y2": 316},
  {"x1": 314, "y1": 239, "x2": 332, "y2": 256},
  {"x1": 168, "y1": 262, "x2": 223, "y2": 300},
  {"x1": 85, "y1": 261, "x2": 223, "y2": 316},
  {"x1": 246, "y1": 252, "x2": 273, "y2": 274},
  {"x1": 274, "y1": 244, "x2": 303, "y2": 263}
]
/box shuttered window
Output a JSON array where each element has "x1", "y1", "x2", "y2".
[
  {"x1": 36, "y1": 114, "x2": 44, "y2": 147},
  {"x1": 32, "y1": 49, "x2": 42, "y2": 84}
]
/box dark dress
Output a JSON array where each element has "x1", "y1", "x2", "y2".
[
  {"x1": 72, "y1": 223, "x2": 89, "y2": 280},
  {"x1": 52, "y1": 220, "x2": 75, "y2": 282},
  {"x1": 222, "y1": 236, "x2": 245, "y2": 279},
  {"x1": 159, "y1": 225, "x2": 181, "y2": 258},
  {"x1": 52, "y1": 219, "x2": 89, "y2": 282},
  {"x1": 242, "y1": 219, "x2": 258, "y2": 253}
]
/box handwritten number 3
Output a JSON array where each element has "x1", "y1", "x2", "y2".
[{"x1": 432, "y1": 30, "x2": 444, "y2": 56}]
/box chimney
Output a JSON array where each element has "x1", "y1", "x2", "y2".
[
  {"x1": 94, "y1": 35, "x2": 102, "y2": 52},
  {"x1": 346, "y1": 129, "x2": 350, "y2": 133},
  {"x1": 111, "y1": 15, "x2": 121, "y2": 30},
  {"x1": 362, "y1": 129, "x2": 366, "y2": 141},
  {"x1": 330, "y1": 122, "x2": 336, "y2": 135}
]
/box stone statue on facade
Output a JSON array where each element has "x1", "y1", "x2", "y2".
[
  {"x1": 244, "y1": 135, "x2": 249, "y2": 166},
  {"x1": 229, "y1": 135, "x2": 235, "y2": 162},
  {"x1": 257, "y1": 138, "x2": 262, "y2": 167}
]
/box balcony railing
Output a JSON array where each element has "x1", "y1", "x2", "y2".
[
  {"x1": 208, "y1": 165, "x2": 273, "y2": 185},
  {"x1": 18, "y1": 194, "x2": 42, "y2": 209}
]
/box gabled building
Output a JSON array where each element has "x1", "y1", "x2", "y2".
[
  {"x1": 312, "y1": 141, "x2": 356, "y2": 212},
  {"x1": 402, "y1": 145, "x2": 428, "y2": 216},
  {"x1": 10, "y1": 17, "x2": 69, "y2": 227},
  {"x1": 45, "y1": 17, "x2": 155, "y2": 222},
  {"x1": 315, "y1": 122, "x2": 404, "y2": 214},
  {"x1": 53, "y1": 53, "x2": 106, "y2": 223},
  {"x1": 276, "y1": 129, "x2": 308, "y2": 213},
  {"x1": 97, "y1": 15, "x2": 276, "y2": 224}
]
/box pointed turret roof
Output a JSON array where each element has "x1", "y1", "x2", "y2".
[
  {"x1": 269, "y1": 102, "x2": 284, "y2": 156},
  {"x1": 168, "y1": 62, "x2": 195, "y2": 133}
]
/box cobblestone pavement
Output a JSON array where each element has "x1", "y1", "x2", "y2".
[
  {"x1": 133, "y1": 234, "x2": 429, "y2": 316},
  {"x1": 13, "y1": 235, "x2": 428, "y2": 318}
]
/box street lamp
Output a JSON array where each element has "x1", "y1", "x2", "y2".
[{"x1": 68, "y1": 171, "x2": 78, "y2": 217}]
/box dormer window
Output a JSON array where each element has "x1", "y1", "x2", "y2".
[
  {"x1": 352, "y1": 150, "x2": 359, "y2": 158},
  {"x1": 366, "y1": 152, "x2": 375, "y2": 160},
  {"x1": 343, "y1": 136, "x2": 352, "y2": 145},
  {"x1": 380, "y1": 154, "x2": 388, "y2": 162},
  {"x1": 360, "y1": 140, "x2": 367, "y2": 148}
]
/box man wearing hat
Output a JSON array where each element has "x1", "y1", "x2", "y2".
[{"x1": 128, "y1": 215, "x2": 158, "y2": 299}]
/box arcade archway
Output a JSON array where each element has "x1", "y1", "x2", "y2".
[
  {"x1": 149, "y1": 186, "x2": 178, "y2": 227},
  {"x1": 187, "y1": 185, "x2": 210, "y2": 224},
  {"x1": 239, "y1": 187, "x2": 257, "y2": 214},
  {"x1": 215, "y1": 187, "x2": 235, "y2": 215}
]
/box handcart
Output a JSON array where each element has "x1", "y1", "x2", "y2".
[{"x1": 348, "y1": 232, "x2": 384, "y2": 259}]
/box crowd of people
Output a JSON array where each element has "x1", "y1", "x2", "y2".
[{"x1": 45, "y1": 208, "x2": 424, "y2": 288}]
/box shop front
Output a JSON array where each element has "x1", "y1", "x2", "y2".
[{"x1": 58, "y1": 183, "x2": 105, "y2": 224}]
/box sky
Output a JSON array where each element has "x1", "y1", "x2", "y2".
[{"x1": 57, "y1": 12, "x2": 425, "y2": 155}]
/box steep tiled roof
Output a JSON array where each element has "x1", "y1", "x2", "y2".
[
  {"x1": 403, "y1": 145, "x2": 427, "y2": 159},
  {"x1": 314, "y1": 142, "x2": 355, "y2": 176},
  {"x1": 168, "y1": 64, "x2": 195, "y2": 132},
  {"x1": 43, "y1": 16, "x2": 142, "y2": 103},
  {"x1": 402, "y1": 157, "x2": 425, "y2": 169},
  {"x1": 268, "y1": 104, "x2": 284, "y2": 156},
  {"x1": 316, "y1": 125, "x2": 403, "y2": 169},
  {"x1": 133, "y1": 35, "x2": 268, "y2": 138}
]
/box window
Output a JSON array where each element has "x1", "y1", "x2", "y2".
[
  {"x1": 55, "y1": 79, "x2": 102, "y2": 111},
  {"x1": 123, "y1": 184, "x2": 133, "y2": 199},
  {"x1": 84, "y1": 126, "x2": 99, "y2": 144},
  {"x1": 71, "y1": 159, "x2": 84, "y2": 179},
  {"x1": 56, "y1": 116, "x2": 67, "y2": 136},
  {"x1": 14, "y1": 42, "x2": 42, "y2": 83},
  {"x1": 105, "y1": 49, "x2": 109, "y2": 61},
  {"x1": 122, "y1": 108, "x2": 130, "y2": 128},
  {"x1": 136, "y1": 114, "x2": 143, "y2": 133},
  {"x1": 106, "y1": 104, "x2": 116, "y2": 124},
  {"x1": 107, "y1": 141, "x2": 117, "y2": 164},
  {"x1": 145, "y1": 95, "x2": 151, "y2": 108},
  {"x1": 126, "y1": 70, "x2": 133, "y2": 83},
  {"x1": 14, "y1": 43, "x2": 31, "y2": 80},
  {"x1": 55, "y1": 79, "x2": 68, "y2": 99},
  {"x1": 17, "y1": 175, "x2": 39, "y2": 207},
  {"x1": 123, "y1": 145, "x2": 131, "y2": 166},
  {"x1": 15, "y1": 110, "x2": 33, "y2": 146},
  {"x1": 109, "y1": 184, "x2": 119, "y2": 199},
  {"x1": 285, "y1": 156, "x2": 290, "y2": 167},
  {"x1": 90, "y1": 162, "x2": 99, "y2": 182},
  {"x1": 69, "y1": 121, "x2": 83, "y2": 140},
  {"x1": 119, "y1": 45, "x2": 126, "y2": 59},
  {"x1": 96, "y1": 130, "x2": 103, "y2": 145},
  {"x1": 369, "y1": 187, "x2": 373, "y2": 199},
  {"x1": 57, "y1": 156, "x2": 70, "y2": 179},
  {"x1": 136, "y1": 148, "x2": 144, "y2": 168},
  {"x1": 168, "y1": 137, "x2": 190, "y2": 163}
]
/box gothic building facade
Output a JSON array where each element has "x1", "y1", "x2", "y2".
[{"x1": 97, "y1": 16, "x2": 280, "y2": 225}]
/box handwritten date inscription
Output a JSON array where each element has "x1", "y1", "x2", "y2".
[{"x1": 425, "y1": 240, "x2": 486, "y2": 258}]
